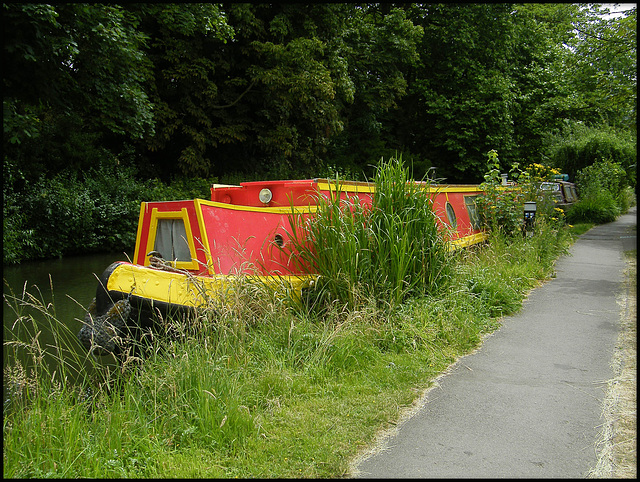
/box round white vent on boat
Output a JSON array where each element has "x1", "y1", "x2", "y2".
[{"x1": 259, "y1": 188, "x2": 273, "y2": 204}]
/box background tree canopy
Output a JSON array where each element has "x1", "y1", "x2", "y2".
[{"x1": 3, "y1": 3, "x2": 637, "y2": 262}]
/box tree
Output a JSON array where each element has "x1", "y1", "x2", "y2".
[
  {"x1": 507, "y1": 3, "x2": 583, "y2": 166},
  {"x1": 242, "y1": 3, "x2": 356, "y2": 177},
  {"x1": 3, "y1": 3, "x2": 154, "y2": 180},
  {"x1": 134, "y1": 3, "x2": 356, "y2": 179},
  {"x1": 382, "y1": 4, "x2": 520, "y2": 182},
  {"x1": 126, "y1": 3, "x2": 235, "y2": 178},
  {"x1": 325, "y1": 5, "x2": 423, "y2": 179},
  {"x1": 565, "y1": 4, "x2": 637, "y2": 129}
]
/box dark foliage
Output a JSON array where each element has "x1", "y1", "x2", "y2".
[{"x1": 2, "y1": 3, "x2": 636, "y2": 263}]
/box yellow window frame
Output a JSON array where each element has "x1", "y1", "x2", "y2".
[{"x1": 145, "y1": 208, "x2": 199, "y2": 270}]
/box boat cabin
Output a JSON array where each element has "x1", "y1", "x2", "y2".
[{"x1": 131, "y1": 179, "x2": 488, "y2": 278}]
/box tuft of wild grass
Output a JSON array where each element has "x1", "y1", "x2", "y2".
[
  {"x1": 289, "y1": 156, "x2": 454, "y2": 309},
  {"x1": 3, "y1": 278, "x2": 118, "y2": 406},
  {"x1": 566, "y1": 190, "x2": 621, "y2": 224},
  {"x1": 3, "y1": 278, "x2": 142, "y2": 477}
]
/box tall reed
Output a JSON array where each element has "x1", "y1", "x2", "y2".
[
  {"x1": 3, "y1": 278, "x2": 120, "y2": 408},
  {"x1": 289, "y1": 156, "x2": 454, "y2": 309}
]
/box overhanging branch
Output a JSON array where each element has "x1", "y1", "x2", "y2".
[{"x1": 211, "y1": 81, "x2": 256, "y2": 109}]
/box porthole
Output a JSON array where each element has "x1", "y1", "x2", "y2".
[
  {"x1": 445, "y1": 202, "x2": 457, "y2": 229},
  {"x1": 259, "y1": 188, "x2": 273, "y2": 204},
  {"x1": 274, "y1": 234, "x2": 284, "y2": 248}
]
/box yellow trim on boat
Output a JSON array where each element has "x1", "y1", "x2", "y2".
[
  {"x1": 132, "y1": 203, "x2": 147, "y2": 267},
  {"x1": 450, "y1": 232, "x2": 489, "y2": 250},
  {"x1": 106, "y1": 263, "x2": 318, "y2": 308},
  {"x1": 197, "y1": 198, "x2": 319, "y2": 214},
  {"x1": 316, "y1": 180, "x2": 377, "y2": 194},
  {"x1": 316, "y1": 180, "x2": 485, "y2": 195},
  {"x1": 429, "y1": 185, "x2": 485, "y2": 193}
]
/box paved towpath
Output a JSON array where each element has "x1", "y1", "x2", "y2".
[{"x1": 353, "y1": 206, "x2": 637, "y2": 478}]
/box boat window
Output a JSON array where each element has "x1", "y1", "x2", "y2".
[
  {"x1": 565, "y1": 185, "x2": 577, "y2": 202},
  {"x1": 464, "y1": 196, "x2": 481, "y2": 230},
  {"x1": 154, "y1": 218, "x2": 192, "y2": 262},
  {"x1": 445, "y1": 202, "x2": 457, "y2": 229},
  {"x1": 540, "y1": 182, "x2": 559, "y2": 192}
]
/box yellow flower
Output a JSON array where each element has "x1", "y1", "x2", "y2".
[
  {"x1": 554, "y1": 207, "x2": 564, "y2": 212},
  {"x1": 551, "y1": 217, "x2": 557, "y2": 221},
  {"x1": 569, "y1": 224, "x2": 574, "y2": 228}
]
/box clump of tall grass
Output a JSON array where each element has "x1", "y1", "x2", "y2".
[
  {"x1": 3, "y1": 279, "x2": 139, "y2": 477},
  {"x1": 566, "y1": 191, "x2": 620, "y2": 224},
  {"x1": 289, "y1": 156, "x2": 454, "y2": 309},
  {"x1": 3, "y1": 279, "x2": 117, "y2": 411}
]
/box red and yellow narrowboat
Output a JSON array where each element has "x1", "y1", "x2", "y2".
[{"x1": 78, "y1": 178, "x2": 488, "y2": 354}]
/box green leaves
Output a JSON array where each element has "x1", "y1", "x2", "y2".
[
  {"x1": 1, "y1": 164, "x2": 216, "y2": 264},
  {"x1": 2, "y1": 2, "x2": 636, "y2": 260},
  {"x1": 477, "y1": 150, "x2": 526, "y2": 237},
  {"x1": 2, "y1": 2, "x2": 158, "y2": 188},
  {"x1": 391, "y1": 4, "x2": 519, "y2": 180},
  {"x1": 544, "y1": 122, "x2": 637, "y2": 183},
  {"x1": 563, "y1": 5, "x2": 637, "y2": 128}
]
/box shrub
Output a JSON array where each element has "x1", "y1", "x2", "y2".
[
  {"x1": 474, "y1": 150, "x2": 549, "y2": 237},
  {"x1": 566, "y1": 158, "x2": 636, "y2": 224},
  {"x1": 475, "y1": 150, "x2": 525, "y2": 237},
  {"x1": 514, "y1": 161, "x2": 564, "y2": 220},
  {"x1": 544, "y1": 122, "x2": 636, "y2": 186},
  {"x1": 576, "y1": 158, "x2": 627, "y2": 199},
  {"x1": 476, "y1": 150, "x2": 570, "y2": 242},
  {"x1": 618, "y1": 186, "x2": 637, "y2": 213},
  {"x1": 3, "y1": 161, "x2": 217, "y2": 264}
]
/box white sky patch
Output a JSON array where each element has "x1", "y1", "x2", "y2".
[{"x1": 599, "y1": 3, "x2": 636, "y2": 18}]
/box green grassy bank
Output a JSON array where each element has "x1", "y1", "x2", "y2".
[{"x1": 3, "y1": 222, "x2": 589, "y2": 478}]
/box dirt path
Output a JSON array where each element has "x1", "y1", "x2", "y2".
[{"x1": 590, "y1": 254, "x2": 637, "y2": 478}]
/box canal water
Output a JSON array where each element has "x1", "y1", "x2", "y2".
[{"x1": 3, "y1": 251, "x2": 131, "y2": 373}]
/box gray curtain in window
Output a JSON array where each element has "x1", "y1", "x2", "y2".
[{"x1": 154, "y1": 219, "x2": 191, "y2": 261}]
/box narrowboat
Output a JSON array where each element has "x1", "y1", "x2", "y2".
[
  {"x1": 540, "y1": 180, "x2": 578, "y2": 208},
  {"x1": 78, "y1": 178, "x2": 488, "y2": 355}
]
